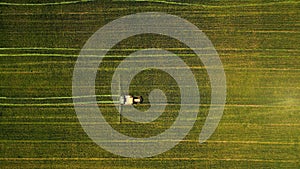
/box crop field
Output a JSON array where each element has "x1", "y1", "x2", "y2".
[{"x1": 0, "y1": 0, "x2": 300, "y2": 168}]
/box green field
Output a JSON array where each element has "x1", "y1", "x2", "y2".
[{"x1": 1, "y1": 0, "x2": 300, "y2": 168}]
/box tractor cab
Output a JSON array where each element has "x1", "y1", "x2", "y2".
[{"x1": 120, "y1": 95, "x2": 143, "y2": 105}]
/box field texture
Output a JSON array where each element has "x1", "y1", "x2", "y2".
[{"x1": 1, "y1": 0, "x2": 300, "y2": 168}]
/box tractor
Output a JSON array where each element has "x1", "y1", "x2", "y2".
[{"x1": 120, "y1": 95, "x2": 143, "y2": 105}]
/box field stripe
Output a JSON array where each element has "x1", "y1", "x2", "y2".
[
  {"x1": 0, "y1": 95, "x2": 117, "y2": 100},
  {"x1": 113, "y1": 0, "x2": 300, "y2": 8},
  {"x1": 0, "y1": 157, "x2": 298, "y2": 163},
  {"x1": 1, "y1": 47, "x2": 299, "y2": 52},
  {"x1": 0, "y1": 53, "x2": 221, "y2": 57},
  {"x1": 0, "y1": 0, "x2": 299, "y2": 8},
  {"x1": 1, "y1": 103, "x2": 299, "y2": 107},
  {"x1": 207, "y1": 140, "x2": 300, "y2": 145},
  {"x1": 1, "y1": 139, "x2": 299, "y2": 145},
  {"x1": 0, "y1": 54, "x2": 78, "y2": 57},
  {"x1": 0, "y1": 101, "x2": 118, "y2": 107},
  {"x1": 0, "y1": 47, "x2": 79, "y2": 51},
  {"x1": 0, "y1": 0, "x2": 94, "y2": 6},
  {"x1": 0, "y1": 85, "x2": 299, "y2": 89},
  {"x1": 1, "y1": 121, "x2": 300, "y2": 126},
  {"x1": 1, "y1": 120, "x2": 300, "y2": 125},
  {"x1": 0, "y1": 67, "x2": 299, "y2": 72}
]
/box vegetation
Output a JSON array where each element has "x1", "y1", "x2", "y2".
[{"x1": 0, "y1": 0, "x2": 299, "y2": 168}]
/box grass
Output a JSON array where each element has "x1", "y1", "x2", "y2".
[{"x1": 0, "y1": 0, "x2": 300, "y2": 168}]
